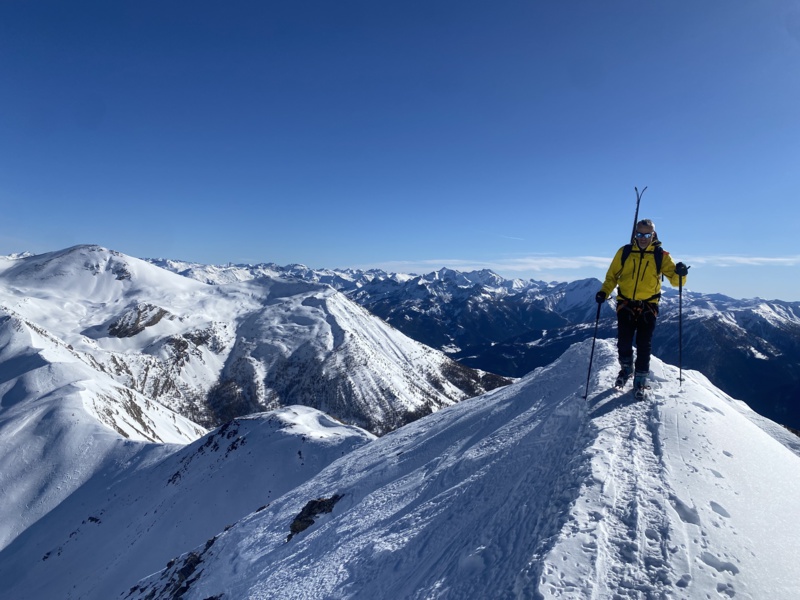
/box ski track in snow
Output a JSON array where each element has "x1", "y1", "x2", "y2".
[
  {"x1": 539, "y1": 343, "x2": 800, "y2": 600},
  {"x1": 542, "y1": 377, "x2": 678, "y2": 598},
  {"x1": 120, "y1": 339, "x2": 800, "y2": 600}
]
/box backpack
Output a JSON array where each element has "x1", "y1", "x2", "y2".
[{"x1": 620, "y1": 244, "x2": 665, "y2": 275}]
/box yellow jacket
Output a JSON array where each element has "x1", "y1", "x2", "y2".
[{"x1": 600, "y1": 242, "x2": 686, "y2": 303}]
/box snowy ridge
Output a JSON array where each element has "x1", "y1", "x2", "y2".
[
  {"x1": 545, "y1": 348, "x2": 800, "y2": 598},
  {"x1": 0, "y1": 307, "x2": 204, "y2": 550},
  {"x1": 123, "y1": 340, "x2": 800, "y2": 600},
  {"x1": 0, "y1": 407, "x2": 374, "y2": 600}
]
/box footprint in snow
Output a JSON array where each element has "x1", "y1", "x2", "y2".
[
  {"x1": 709, "y1": 501, "x2": 731, "y2": 518},
  {"x1": 669, "y1": 494, "x2": 701, "y2": 526},
  {"x1": 717, "y1": 582, "x2": 736, "y2": 598},
  {"x1": 699, "y1": 551, "x2": 740, "y2": 575},
  {"x1": 692, "y1": 402, "x2": 725, "y2": 416}
]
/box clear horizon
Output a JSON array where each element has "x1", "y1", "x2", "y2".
[{"x1": 2, "y1": 1, "x2": 799, "y2": 300}]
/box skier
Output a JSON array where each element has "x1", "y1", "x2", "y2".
[{"x1": 595, "y1": 219, "x2": 688, "y2": 399}]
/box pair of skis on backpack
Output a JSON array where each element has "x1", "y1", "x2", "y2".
[{"x1": 614, "y1": 370, "x2": 650, "y2": 400}]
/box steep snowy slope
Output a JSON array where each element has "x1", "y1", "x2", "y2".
[
  {"x1": 0, "y1": 407, "x2": 374, "y2": 600},
  {"x1": 206, "y1": 278, "x2": 507, "y2": 434},
  {"x1": 0, "y1": 307, "x2": 204, "y2": 551},
  {"x1": 125, "y1": 340, "x2": 800, "y2": 600},
  {"x1": 0, "y1": 246, "x2": 244, "y2": 418}
]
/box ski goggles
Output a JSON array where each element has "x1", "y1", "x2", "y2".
[{"x1": 634, "y1": 231, "x2": 653, "y2": 239}]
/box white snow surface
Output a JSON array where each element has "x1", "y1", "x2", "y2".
[
  {"x1": 122, "y1": 340, "x2": 800, "y2": 600},
  {"x1": 0, "y1": 406, "x2": 374, "y2": 600},
  {"x1": 0, "y1": 307, "x2": 205, "y2": 550}
]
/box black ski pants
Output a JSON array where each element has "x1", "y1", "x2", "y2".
[{"x1": 617, "y1": 301, "x2": 658, "y2": 373}]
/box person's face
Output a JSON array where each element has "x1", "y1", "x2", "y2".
[{"x1": 634, "y1": 225, "x2": 655, "y2": 249}]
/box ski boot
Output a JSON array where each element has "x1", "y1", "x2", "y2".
[
  {"x1": 615, "y1": 362, "x2": 634, "y2": 388},
  {"x1": 633, "y1": 371, "x2": 649, "y2": 400}
]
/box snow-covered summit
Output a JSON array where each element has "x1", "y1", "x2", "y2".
[
  {"x1": 0, "y1": 244, "x2": 206, "y2": 297},
  {"x1": 123, "y1": 340, "x2": 800, "y2": 600}
]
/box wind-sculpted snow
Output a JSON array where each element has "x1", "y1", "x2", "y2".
[
  {"x1": 0, "y1": 407, "x2": 374, "y2": 600},
  {"x1": 124, "y1": 341, "x2": 800, "y2": 600}
]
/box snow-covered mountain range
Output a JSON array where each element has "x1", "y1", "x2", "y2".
[
  {"x1": 2, "y1": 245, "x2": 800, "y2": 599},
  {"x1": 149, "y1": 259, "x2": 800, "y2": 431},
  {"x1": 0, "y1": 246, "x2": 507, "y2": 438},
  {"x1": 4, "y1": 340, "x2": 798, "y2": 599}
]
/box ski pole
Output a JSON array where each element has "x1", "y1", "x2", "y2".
[
  {"x1": 679, "y1": 271, "x2": 684, "y2": 386},
  {"x1": 678, "y1": 266, "x2": 689, "y2": 385},
  {"x1": 583, "y1": 302, "x2": 602, "y2": 399}
]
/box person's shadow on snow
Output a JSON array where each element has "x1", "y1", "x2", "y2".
[{"x1": 587, "y1": 388, "x2": 639, "y2": 418}]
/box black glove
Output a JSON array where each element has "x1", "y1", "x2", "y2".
[
  {"x1": 595, "y1": 291, "x2": 607, "y2": 304},
  {"x1": 674, "y1": 262, "x2": 689, "y2": 277}
]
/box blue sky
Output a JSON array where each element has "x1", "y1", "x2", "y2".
[{"x1": 2, "y1": 1, "x2": 800, "y2": 300}]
